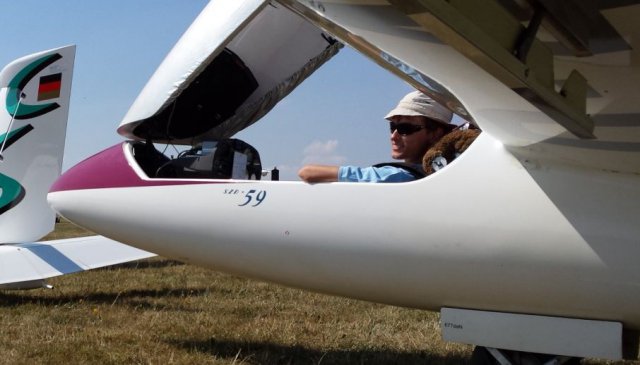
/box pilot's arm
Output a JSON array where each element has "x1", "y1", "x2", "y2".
[
  {"x1": 298, "y1": 165, "x2": 339, "y2": 183},
  {"x1": 299, "y1": 164, "x2": 416, "y2": 183}
]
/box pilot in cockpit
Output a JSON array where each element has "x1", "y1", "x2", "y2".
[{"x1": 298, "y1": 91, "x2": 455, "y2": 183}]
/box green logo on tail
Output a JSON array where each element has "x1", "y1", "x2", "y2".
[
  {"x1": 0, "y1": 126, "x2": 32, "y2": 215},
  {"x1": 0, "y1": 173, "x2": 25, "y2": 215},
  {"x1": 5, "y1": 53, "x2": 62, "y2": 119}
]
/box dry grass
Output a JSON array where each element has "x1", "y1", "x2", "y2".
[{"x1": 0, "y1": 221, "x2": 636, "y2": 364}]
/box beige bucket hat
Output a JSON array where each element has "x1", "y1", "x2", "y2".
[{"x1": 385, "y1": 91, "x2": 454, "y2": 129}]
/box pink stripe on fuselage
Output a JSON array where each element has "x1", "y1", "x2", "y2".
[{"x1": 50, "y1": 143, "x2": 227, "y2": 192}]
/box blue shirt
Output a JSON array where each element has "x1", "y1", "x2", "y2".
[{"x1": 338, "y1": 165, "x2": 418, "y2": 183}]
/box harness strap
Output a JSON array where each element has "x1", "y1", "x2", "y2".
[{"x1": 372, "y1": 162, "x2": 426, "y2": 179}]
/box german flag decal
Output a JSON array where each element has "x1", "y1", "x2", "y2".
[{"x1": 37, "y1": 73, "x2": 62, "y2": 101}]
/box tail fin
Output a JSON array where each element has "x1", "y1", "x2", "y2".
[{"x1": 0, "y1": 45, "x2": 75, "y2": 243}]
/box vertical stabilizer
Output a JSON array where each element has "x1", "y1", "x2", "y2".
[{"x1": 0, "y1": 45, "x2": 75, "y2": 243}]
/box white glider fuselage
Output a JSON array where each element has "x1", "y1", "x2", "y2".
[
  {"x1": 48, "y1": 0, "x2": 640, "y2": 344},
  {"x1": 48, "y1": 132, "x2": 640, "y2": 328}
]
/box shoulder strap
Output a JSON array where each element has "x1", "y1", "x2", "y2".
[{"x1": 372, "y1": 162, "x2": 426, "y2": 179}]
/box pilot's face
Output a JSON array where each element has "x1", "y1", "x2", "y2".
[{"x1": 389, "y1": 115, "x2": 444, "y2": 164}]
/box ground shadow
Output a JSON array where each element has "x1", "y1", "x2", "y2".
[
  {"x1": 169, "y1": 337, "x2": 470, "y2": 365},
  {"x1": 95, "y1": 258, "x2": 186, "y2": 271},
  {"x1": 0, "y1": 287, "x2": 210, "y2": 310}
]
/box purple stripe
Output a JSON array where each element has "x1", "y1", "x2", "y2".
[{"x1": 50, "y1": 143, "x2": 222, "y2": 192}]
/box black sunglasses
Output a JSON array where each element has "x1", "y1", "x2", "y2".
[{"x1": 389, "y1": 122, "x2": 428, "y2": 136}]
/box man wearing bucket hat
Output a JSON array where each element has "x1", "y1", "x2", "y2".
[{"x1": 298, "y1": 90, "x2": 455, "y2": 183}]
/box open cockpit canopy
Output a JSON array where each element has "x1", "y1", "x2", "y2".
[
  {"x1": 117, "y1": 0, "x2": 475, "y2": 146},
  {"x1": 120, "y1": 0, "x2": 640, "y2": 174},
  {"x1": 117, "y1": 1, "x2": 342, "y2": 144}
]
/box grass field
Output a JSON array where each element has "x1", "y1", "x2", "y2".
[{"x1": 0, "y1": 221, "x2": 637, "y2": 364}]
